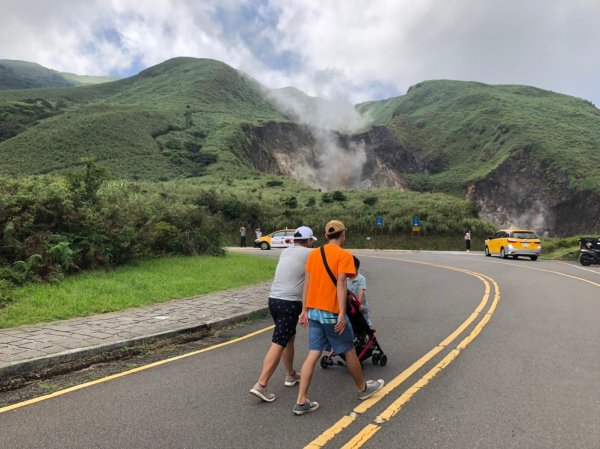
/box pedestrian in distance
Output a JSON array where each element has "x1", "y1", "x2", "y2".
[
  {"x1": 240, "y1": 225, "x2": 247, "y2": 248},
  {"x1": 465, "y1": 230, "x2": 472, "y2": 252},
  {"x1": 250, "y1": 226, "x2": 318, "y2": 402},
  {"x1": 255, "y1": 228, "x2": 262, "y2": 239},
  {"x1": 293, "y1": 220, "x2": 384, "y2": 415}
]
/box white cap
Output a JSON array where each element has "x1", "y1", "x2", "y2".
[{"x1": 294, "y1": 226, "x2": 317, "y2": 241}]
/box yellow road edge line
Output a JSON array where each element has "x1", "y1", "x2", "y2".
[
  {"x1": 305, "y1": 415, "x2": 357, "y2": 449},
  {"x1": 340, "y1": 424, "x2": 381, "y2": 449},
  {"x1": 304, "y1": 259, "x2": 492, "y2": 448},
  {"x1": 339, "y1": 274, "x2": 500, "y2": 447},
  {"x1": 490, "y1": 260, "x2": 600, "y2": 288},
  {"x1": 0, "y1": 325, "x2": 275, "y2": 414}
]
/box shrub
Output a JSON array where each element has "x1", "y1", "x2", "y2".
[
  {"x1": 332, "y1": 191, "x2": 347, "y2": 202},
  {"x1": 363, "y1": 196, "x2": 378, "y2": 206},
  {"x1": 0, "y1": 279, "x2": 13, "y2": 308},
  {"x1": 283, "y1": 196, "x2": 298, "y2": 209},
  {"x1": 321, "y1": 192, "x2": 333, "y2": 203},
  {"x1": 266, "y1": 180, "x2": 284, "y2": 187}
]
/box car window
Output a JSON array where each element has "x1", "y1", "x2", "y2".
[
  {"x1": 284, "y1": 230, "x2": 296, "y2": 236},
  {"x1": 510, "y1": 232, "x2": 538, "y2": 239},
  {"x1": 272, "y1": 232, "x2": 285, "y2": 238},
  {"x1": 501, "y1": 232, "x2": 510, "y2": 238}
]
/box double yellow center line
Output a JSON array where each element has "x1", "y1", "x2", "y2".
[{"x1": 305, "y1": 257, "x2": 501, "y2": 449}]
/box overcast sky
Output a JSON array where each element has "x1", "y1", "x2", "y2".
[{"x1": 1, "y1": 0, "x2": 598, "y2": 105}]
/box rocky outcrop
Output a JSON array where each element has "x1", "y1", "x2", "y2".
[
  {"x1": 243, "y1": 122, "x2": 599, "y2": 235},
  {"x1": 466, "y1": 148, "x2": 600, "y2": 235},
  {"x1": 243, "y1": 122, "x2": 443, "y2": 191}
]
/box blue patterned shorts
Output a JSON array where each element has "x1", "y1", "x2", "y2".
[{"x1": 268, "y1": 297, "x2": 302, "y2": 347}]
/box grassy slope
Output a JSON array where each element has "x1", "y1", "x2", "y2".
[
  {"x1": 358, "y1": 80, "x2": 600, "y2": 195},
  {"x1": 0, "y1": 60, "x2": 75, "y2": 89},
  {"x1": 59, "y1": 72, "x2": 119, "y2": 86},
  {"x1": 0, "y1": 58, "x2": 285, "y2": 180},
  {"x1": 0, "y1": 253, "x2": 277, "y2": 328}
]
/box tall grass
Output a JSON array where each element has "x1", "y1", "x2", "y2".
[{"x1": 0, "y1": 253, "x2": 277, "y2": 329}]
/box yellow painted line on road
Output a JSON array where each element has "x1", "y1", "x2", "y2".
[
  {"x1": 0, "y1": 325, "x2": 275, "y2": 415},
  {"x1": 488, "y1": 259, "x2": 600, "y2": 288},
  {"x1": 338, "y1": 274, "x2": 500, "y2": 449},
  {"x1": 304, "y1": 257, "x2": 496, "y2": 448}
]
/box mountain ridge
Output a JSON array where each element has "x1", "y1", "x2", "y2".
[{"x1": 0, "y1": 57, "x2": 598, "y2": 234}]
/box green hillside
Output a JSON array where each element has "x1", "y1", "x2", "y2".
[
  {"x1": 0, "y1": 60, "x2": 116, "y2": 90},
  {"x1": 59, "y1": 72, "x2": 118, "y2": 86},
  {"x1": 0, "y1": 60, "x2": 75, "y2": 90},
  {"x1": 0, "y1": 58, "x2": 285, "y2": 180},
  {"x1": 358, "y1": 80, "x2": 600, "y2": 195}
]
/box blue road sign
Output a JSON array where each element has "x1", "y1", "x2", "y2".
[
  {"x1": 376, "y1": 216, "x2": 383, "y2": 227},
  {"x1": 412, "y1": 216, "x2": 421, "y2": 227}
]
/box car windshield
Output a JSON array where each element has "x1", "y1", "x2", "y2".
[{"x1": 510, "y1": 232, "x2": 538, "y2": 239}]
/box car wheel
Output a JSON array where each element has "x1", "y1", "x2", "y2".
[
  {"x1": 530, "y1": 256, "x2": 538, "y2": 261},
  {"x1": 500, "y1": 247, "x2": 508, "y2": 259},
  {"x1": 580, "y1": 254, "x2": 592, "y2": 266},
  {"x1": 260, "y1": 242, "x2": 270, "y2": 250},
  {"x1": 484, "y1": 246, "x2": 491, "y2": 257}
]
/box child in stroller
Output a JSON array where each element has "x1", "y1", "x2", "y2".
[{"x1": 320, "y1": 257, "x2": 387, "y2": 368}]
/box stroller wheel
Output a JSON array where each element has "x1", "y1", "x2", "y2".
[
  {"x1": 372, "y1": 353, "x2": 381, "y2": 365},
  {"x1": 379, "y1": 354, "x2": 388, "y2": 367},
  {"x1": 320, "y1": 356, "x2": 330, "y2": 369}
]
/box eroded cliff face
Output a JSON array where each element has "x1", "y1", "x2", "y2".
[
  {"x1": 243, "y1": 122, "x2": 599, "y2": 235},
  {"x1": 466, "y1": 148, "x2": 600, "y2": 235},
  {"x1": 243, "y1": 122, "x2": 441, "y2": 191}
]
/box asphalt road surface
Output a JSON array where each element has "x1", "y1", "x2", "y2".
[{"x1": 1, "y1": 250, "x2": 598, "y2": 449}]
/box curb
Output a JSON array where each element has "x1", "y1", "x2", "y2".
[{"x1": 0, "y1": 307, "x2": 269, "y2": 380}]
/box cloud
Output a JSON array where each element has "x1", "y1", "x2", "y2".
[{"x1": 0, "y1": 0, "x2": 598, "y2": 105}]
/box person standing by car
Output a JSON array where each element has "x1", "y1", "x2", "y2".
[
  {"x1": 250, "y1": 226, "x2": 317, "y2": 402},
  {"x1": 465, "y1": 230, "x2": 472, "y2": 252},
  {"x1": 240, "y1": 225, "x2": 247, "y2": 247},
  {"x1": 255, "y1": 228, "x2": 262, "y2": 239},
  {"x1": 293, "y1": 220, "x2": 384, "y2": 415}
]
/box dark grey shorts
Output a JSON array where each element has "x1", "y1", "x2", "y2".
[{"x1": 268, "y1": 297, "x2": 302, "y2": 347}]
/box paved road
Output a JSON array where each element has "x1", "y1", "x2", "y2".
[{"x1": 0, "y1": 251, "x2": 598, "y2": 449}]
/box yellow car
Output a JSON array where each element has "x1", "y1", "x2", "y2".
[
  {"x1": 255, "y1": 228, "x2": 296, "y2": 250},
  {"x1": 484, "y1": 229, "x2": 542, "y2": 261}
]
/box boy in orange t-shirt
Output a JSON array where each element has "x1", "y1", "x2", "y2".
[{"x1": 293, "y1": 220, "x2": 384, "y2": 415}]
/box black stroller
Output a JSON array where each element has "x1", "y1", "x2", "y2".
[
  {"x1": 320, "y1": 290, "x2": 387, "y2": 368},
  {"x1": 579, "y1": 237, "x2": 600, "y2": 266}
]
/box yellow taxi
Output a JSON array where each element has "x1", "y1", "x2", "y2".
[
  {"x1": 484, "y1": 229, "x2": 542, "y2": 261},
  {"x1": 255, "y1": 228, "x2": 296, "y2": 250}
]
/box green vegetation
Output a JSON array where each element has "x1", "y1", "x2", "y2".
[
  {"x1": 0, "y1": 58, "x2": 284, "y2": 181},
  {"x1": 358, "y1": 80, "x2": 600, "y2": 195},
  {"x1": 0, "y1": 60, "x2": 74, "y2": 90},
  {"x1": 59, "y1": 72, "x2": 118, "y2": 86},
  {"x1": 0, "y1": 253, "x2": 277, "y2": 328},
  {"x1": 0, "y1": 60, "x2": 116, "y2": 90},
  {"x1": 0, "y1": 160, "x2": 224, "y2": 300},
  {"x1": 540, "y1": 236, "x2": 594, "y2": 260}
]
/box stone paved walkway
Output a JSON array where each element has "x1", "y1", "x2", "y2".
[{"x1": 0, "y1": 281, "x2": 271, "y2": 377}]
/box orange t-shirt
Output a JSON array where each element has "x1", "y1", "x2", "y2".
[{"x1": 305, "y1": 243, "x2": 355, "y2": 314}]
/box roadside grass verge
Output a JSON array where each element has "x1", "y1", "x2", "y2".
[
  {"x1": 540, "y1": 236, "x2": 593, "y2": 261},
  {"x1": 0, "y1": 253, "x2": 277, "y2": 329}
]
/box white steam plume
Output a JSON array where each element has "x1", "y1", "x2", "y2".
[{"x1": 265, "y1": 87, "x2": 372, "y2": 190}]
